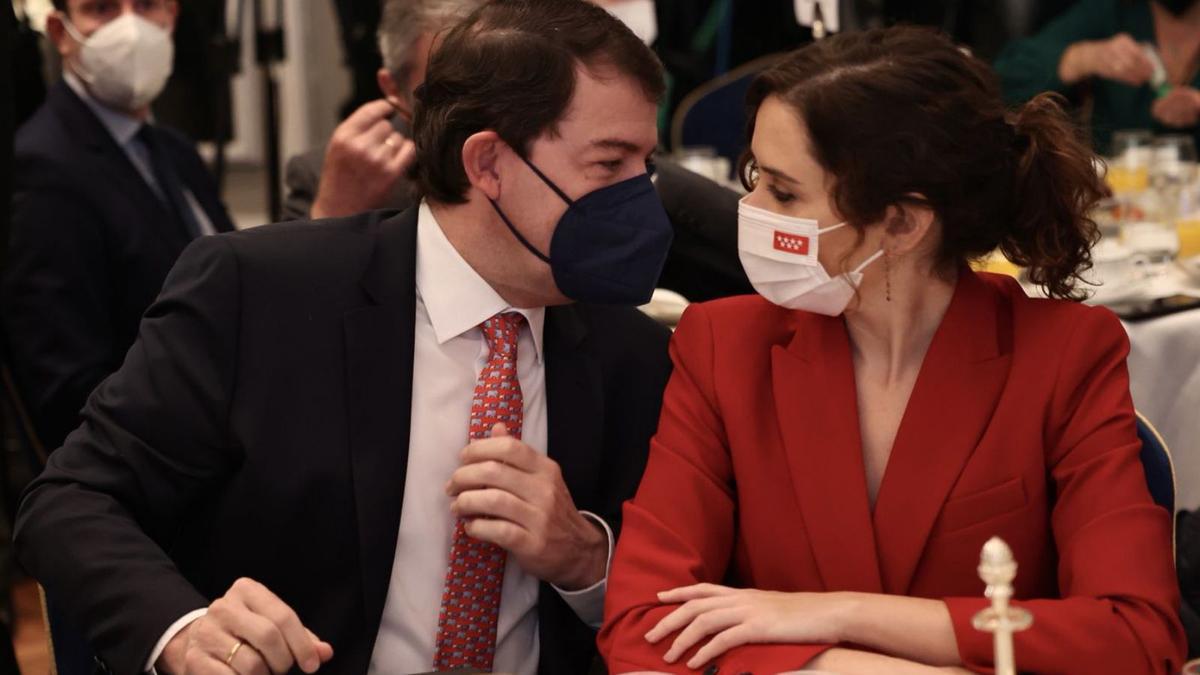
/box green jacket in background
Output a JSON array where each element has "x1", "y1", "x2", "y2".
[{"x1": 993, "y1": 0, "x2": 1200, "y2": 154}]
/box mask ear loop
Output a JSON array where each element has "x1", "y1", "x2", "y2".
[
  {"x1": 485, "y1": 144, "x2": 575, "y2": 264},
  {"x1": 59, "y1": 17, "x2": 97, "y2": 84},
  {"x1": 487, "y1": 199, "x2": 552, "y2": 264},
  {"x1": 60, "y1": 17, "x2": 88, "y2": 43},
  {"x1": 513, "y1": 153, "x2": 574, "y2": 206},
  {"x1": 851, "y1": 248, "x2": 886, "y2": 275}
]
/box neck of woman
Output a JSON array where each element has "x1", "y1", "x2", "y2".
[{"x1": 843, "y1": 260, "x2": 958, "y2": 385}]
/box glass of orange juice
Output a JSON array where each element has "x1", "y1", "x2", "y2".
[
  {"x1": 1108, "y1": 130, "x2": 1154, "y2": 195},
  {"x1": 1177, "y1": 213, "x2": 1200, "y2": 259}
]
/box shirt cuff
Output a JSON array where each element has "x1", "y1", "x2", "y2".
[
  {"x1": 551, "y1": 510, "x2": 613, "y2": 629},
  {"x1": 146, "y1": 608, "x2": 208, "y2": 673}
]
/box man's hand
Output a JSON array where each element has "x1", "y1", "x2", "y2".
[
  {"x1": 156, "y1": 578, "x2": 334, "y2": 675},
  {"x1": 1152, "y1": 87, "x2": 1200, "y2": 128},
  {"x1": 1059, "y1": 33, "x2": 1154, "y2": 87},
  {"x1": 446, "y1": 423, "x2": 608, "y2": 590},
  {"x1": 310, "y1": 99, "x2": 416, "y2": 220}
]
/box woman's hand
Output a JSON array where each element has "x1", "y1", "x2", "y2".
[
  {"x1": 644, "y1": 584, "x2": 850, "y2": 670},
  {"x1": 1152, "y1": 87, "x2": 1200, "y2": 128}
]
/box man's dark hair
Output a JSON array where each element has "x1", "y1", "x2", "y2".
[
  {"x1": 411, "y1": 0, "x2": 665, "y2": 204},
  {"x1": 52, "y1": 0, "x2": 66, "y2": 11}
]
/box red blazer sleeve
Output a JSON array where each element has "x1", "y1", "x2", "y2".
[
  {"x1": 599, "y1": 305, "x2": 829, "y2": 673},
  {"x1": 944, "y1": 307, "x2": 1186, "y2": 674}
]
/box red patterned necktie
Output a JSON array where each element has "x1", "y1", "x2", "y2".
[{"x1": 433, "y1": 312, "x2": 525, "y2": 671}]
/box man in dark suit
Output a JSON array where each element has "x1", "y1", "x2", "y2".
[
  {"x1": 15, "y1": 2, "x2": 672, "y2": 674},
  {"x1": 2, "y1": 0, "x2": 235, "y2": 452}
]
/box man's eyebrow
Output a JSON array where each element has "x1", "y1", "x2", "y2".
[{"x1": 587, "y1": 138, "x2": 643, "y2": 153}]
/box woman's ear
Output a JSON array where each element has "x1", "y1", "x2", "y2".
[
  {"x1": 461, "y1": 131, "x2": 506, "y2": 201},
  {"x1": 884, "y1": 195, "x2": 936, "y2": 256}
]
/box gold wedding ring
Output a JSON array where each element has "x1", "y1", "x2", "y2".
[{"x1": 225, "y1": 640, "x2": 244, "y2": 666}]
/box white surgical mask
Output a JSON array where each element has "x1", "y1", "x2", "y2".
[
  {"x1": 604, "y1": 0, "x2": 658, "y2": 46},
  {"x1": 63, "y1": 13, "x2": 174, "y2": 112},
  {"x1": 737, "y1": 197, "x2": 884, "y2": 316}
]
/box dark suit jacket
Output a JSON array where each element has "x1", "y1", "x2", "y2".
[
  {"x1": 1, "y1": 80, "x2": 235, "y2": 451},
  {"x1": 283, "y1": 149, "x2": 751, "y2": 303},
  {"x1": 14, "y1": 207, "x2": 672, "y2": 675}
]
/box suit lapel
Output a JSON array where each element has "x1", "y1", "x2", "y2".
[
  {"x1": 543, "y1": 305, "x2": 604, "y2": 510},
  {"x1": 872, "y1": 271, "x2": 1013, "y2": 594},
  {"x1": 344, "y1": 209, "x2": 418, "y2": 634},
  {"x1": 49, "y1": 81, "x2": 190, "y2": 251},
  {"x1": 772, "y1": 313, "x2": 883, "y2": 593}
]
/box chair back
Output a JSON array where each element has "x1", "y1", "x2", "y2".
[
  {"x1": 670, "y1": 53, "x2": 786, "y2": 173},
  {"x1": 1136, "y1": 411, "x2": 1176, "y2": 514}
]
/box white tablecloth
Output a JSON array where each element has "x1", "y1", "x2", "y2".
[{"x1": 1124, "y1": 309, "x2": 1200, "y2": 512}]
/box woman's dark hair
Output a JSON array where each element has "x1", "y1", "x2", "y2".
[
  {"x1": 410, "y1": 0, "x2": 665, "y2": 204},
  {"x1": 741, "y1": 27, "x2": 1103, "y2": 300}
]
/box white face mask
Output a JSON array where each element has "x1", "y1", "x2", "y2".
[
  {"x1": 604, "y1": 0, "x2": 658, "y2": 46},
  {"x1": 63, "y1": 13, "x2": 174, "y2": 112},
  {"x1": 737, "y1": 197, "x2": 884, "y2": 316}
]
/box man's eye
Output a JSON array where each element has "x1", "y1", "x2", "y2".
[{"x1": 598, "y1": 160, "x2": 622, "y2": 171}]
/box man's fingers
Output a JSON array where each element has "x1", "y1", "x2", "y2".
[
  {"x1": 227, "y1": 640, "x2": 271, "y2": 675},
  {"x1": 386, "y1": 138, "x2": 417, "y2": 176},
  {"x1": 460, "y1": 434, "x2": 541, "y2": 471},
  {"x1": 359, "y1": 120, "x2": 398, "y2": 160},
  {"x1": 230, "y1": 579, "x2": 322, "y2": 673},
  {"x1": 340, "y1": 99, "x2": 397, "y2": 134},
  {"x1": 453, "y1": 487, "x2": 539, "y2": 526},
  {"x1": 185, "y1": 649, "x2": 239, "y2": 675},
  {"x1": 304, "y1": 629, "x2": 336, "y2": 663},
  {"x1": 217, "y1": 605, "x2": 293, "y2": 674},
  {"x1": 447, "y1": 459, "x2": 533, "y2": 497},
  {"x1": 463, "y1": 516, "x2": 530, "y2": 552}
]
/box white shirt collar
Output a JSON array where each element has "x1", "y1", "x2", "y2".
[
  {"x1": 415, "y1": 201, "x2": 546, "y2": 363},
  {"x1": 62, "y1": 70, "x2": 143, "y2": 147}
]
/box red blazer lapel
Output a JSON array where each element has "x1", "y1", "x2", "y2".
[
  {"x1": 872, "y1": 271, "x2": 1015, "y2": 594},
  {"x1": 772, "y1": 313, "x2": 883, "y2": 593}
]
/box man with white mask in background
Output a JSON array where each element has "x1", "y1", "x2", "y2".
[{"x1": 2, "y1": 0, "x2": 235, "y2": 453}]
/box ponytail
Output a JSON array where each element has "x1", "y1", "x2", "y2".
[{"x1": 1001, "y1": 93, "x2": 1103, "y2": 300}]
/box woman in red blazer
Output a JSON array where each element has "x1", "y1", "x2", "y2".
[{"x1": 600, "y1": 27, "x2": 1186, "y2": 675}]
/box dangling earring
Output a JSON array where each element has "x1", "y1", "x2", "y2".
[{"x1": 885, "y1": 250, "x2": 893, "y2": 303}]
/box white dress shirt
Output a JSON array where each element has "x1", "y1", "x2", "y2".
[
  {"x1": 367, "y1": 202, "x2": 610, "y2": 674},
  {"x1": 145, "y1": 203, "x2": 610, "y2": 673},
  {"x1": 63, "y1": 72, "x2": 216, "y2": 237}
]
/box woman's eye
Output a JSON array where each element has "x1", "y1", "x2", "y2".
[{"x1": 768, "y1": 186, "x2": 795, "y2": 204}]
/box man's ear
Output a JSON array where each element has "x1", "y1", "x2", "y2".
[{"x1": 462, "y1": 131, "x2": 507, "y2": 201}]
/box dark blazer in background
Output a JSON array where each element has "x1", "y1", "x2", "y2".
[
  {"x1": 1, "y1": 80, "x2": 235, "y2": 451},
  {"x1": 652, "y1": 159, "x2": 752, "y2": 302},
  {"x1": 14, "y1": 207, "x2": 672, "y2": 675},
  {"x1": 283, "y1": 150, "x2": 752, "y2": 303}
]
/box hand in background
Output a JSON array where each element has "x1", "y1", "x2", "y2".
[
  {"x1": 1152, "y1": 87, "x2": 1200, "y2": 128},
  {"x1": 311, "y1": 99, "x2": 415, "y2": 219},
  {"x1": 1059, "y1": 33, "x2": 1154, "y2": 87}
]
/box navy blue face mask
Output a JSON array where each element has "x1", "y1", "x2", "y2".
[{"x1": 488, "y1": 154, "x2": 674, "y2": 306}]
